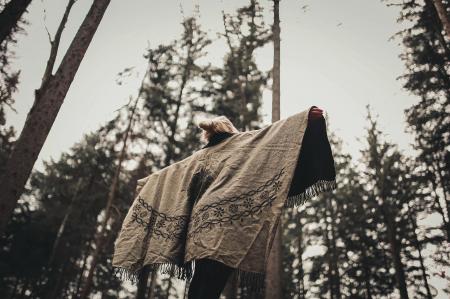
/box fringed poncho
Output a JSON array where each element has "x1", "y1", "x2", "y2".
[{"x1": 112, "y1": 106, "x2": 336, "y2": 296}]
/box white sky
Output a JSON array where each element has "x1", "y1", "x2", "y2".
[{"x1": 7, "y1": 0, "x2": 417, "y2": 171}]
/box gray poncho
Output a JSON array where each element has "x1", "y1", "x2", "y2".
[{"x1": 112, "y1": 106, "x2": 336, "y2": 294}]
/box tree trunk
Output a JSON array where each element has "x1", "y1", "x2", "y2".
[
  {"x1": 165, "y1": 276, "x2": 173, "y2": 298},
  {"x1": 406, "y1": 204, "x2": 433, "y2": 299},
  {"x1": 296, "y1": 213, "x2": 306, "y2": 299},
  {"x1": 0, "y1": 0, "x2": 32, "y2": 45},
  {"x1": 147, "y1": 271, "x2": 157, "y2": 299},
  {"x1": 265, "y1": 1, "x2": 281, "y2": 298},
  {"x1": 328, "y1": 199, "x2": 342, "y2": 299},
  {"x1": 0, "y1": 0, "x2": 111, "y2": 236},
  {"x1": 360, "y1": 247, "x2": 373, "y2": 299},
  {"x1": 381, "y1": 204, "x2": 409, "y2": 299},
  {"x1": 78, "y1": 94, "x2": 139, "y2": 299},
  {"x1": 431, "y1": 0, "x2": 450, "y2": 39}
]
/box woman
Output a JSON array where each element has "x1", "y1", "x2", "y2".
[
  {"x1": 187, "y1": 107, "x2": 326, "y2": 298},
  {"x1": 112, "y1": 106, "x2": 336, "y2": 299}
]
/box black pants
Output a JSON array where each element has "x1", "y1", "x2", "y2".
[{"x1": 187, "y1": 258, "x2": 234, "y2": 299}]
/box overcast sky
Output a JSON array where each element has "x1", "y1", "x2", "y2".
[{"x1": 7, "y1": 0, "x2": 417, "y2": 172}]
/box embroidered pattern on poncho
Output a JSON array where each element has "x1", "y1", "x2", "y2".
[{"x1": 112, "y1": 107, "x2": 337, "y2": 297}]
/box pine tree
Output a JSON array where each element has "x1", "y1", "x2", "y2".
[{"x1": 0, "y1": 0, "x2": 111, "y2": 235}]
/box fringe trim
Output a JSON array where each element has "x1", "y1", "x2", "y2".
[
  {"x1": 284, "y1": 179, "x2": 337, "y2": 208},
  {"x1": 114, "y1": 261, "x2": 267, "y2": 296},
  {"x1": 235, "y1": 268, "x2": 266, "y2": 297},
  {"x1": 113, "y1": 260, "x2": 195, "y2": 284}
]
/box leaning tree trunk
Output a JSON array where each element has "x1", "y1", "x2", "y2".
[
  {"x1": 430, "y1": 0, "x2": 450, "y2": 39},
  {"x1": 0, "y1": 0, "x2": 32, "y2": 45},
  {"x1": 265, "y1": 1, "x2": 281, "y2": 298},
  {"x1": 0, "y1": 0, "x2": 111, "y2": 236}
]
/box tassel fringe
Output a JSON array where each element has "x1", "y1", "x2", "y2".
[
  {"x1": 113, "y1": 260, "x2": 195, "y2": 284},
  {"x1": 235, "y1": 268, "x2": 266, "y2": 297},
  {"x1": 284, "y1": 180, "x2": 337, "y2": 208},
  {"x1": 114, "y1": 261, "x2": 266, "y2": 297}
]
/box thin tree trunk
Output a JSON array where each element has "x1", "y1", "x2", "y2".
[
  {"x1": 147, "y1": 271, "x2": 157, "y2": 299},
  {"x1": 323, "y1": 207, "x2": 335, "y2": 299},
  {"x1": 265, "y1": 1, "x2": 281, "y2": 298},
  {"x1": 431, "y1": 0, "x2": 450, "y2": 39},
  {"x1": 360, "y1": 247, "x2": 373, "y2": 299},
  {"x1": 328, "y1": 199, "x2": 342, "y2": 299},
  {"x1": 381, "y1": 204, "x2": 409, "y2": 299},
  {"x1": 406, "y1": 203, "x2": 433, "y2": 299},
  {"x1": 78, "y1": 94, "x2": 139, "y2": 299},
  {"x1": 165, "y1": 276, "x2": 173, "y2": 298},
  {"x1": 296, "y1": 211, "x2": 306, "y2": 299},
  {"x1": 73, "y1": 240, "x2": 91, "y2": 298},
  {"x1": 0, "y1": 0, "x2": 32, "y2": 45},
  {"x1": 47, "y1": 178, "x2": 82, "y2": 267},
  {"x1": 0, "y1": 0, "x2": 111, "y2": 236}
]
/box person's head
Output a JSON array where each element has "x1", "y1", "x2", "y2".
[{"x1": 198, "y1": 116, "x2": 240, "y2": 143}]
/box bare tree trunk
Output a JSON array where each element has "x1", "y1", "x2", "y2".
[
  {"x1": 47, "y1": 178, "x2": 82, "y2": 267},
  {"x1": 360, "y1": 248, "x2": 373, "y2": 299},
  {"x1": 328, "y1": 199, "x2": 342, "y2": 299},
  {"x1": 78, "y1": 95, "x2": 139, "y2": 299},
  {"x1": 406, "y1": 204, "x2": 433, "y2": 299},
  {"x1": 265, "y1": 1, "x2": 281, "y2": 298},
  {"x1": 0, "y1": 0, "x2": 111, "y2": 236},
  {"x1": 0, "y1": 0, "x2": 32, "y2": 45},
  {"x1": 381, "y1": 204, "x2": 409, "y2": 299},
  {"x1": 296, "y1": 211, "x2": 306, "y2": 299},
  {"x1": 431, "y1": 0, "x2": 450, "y2": 39},
  {"x1": 165, "y1": 276, "x2": 173, "y2": 298},
  {"x1": 147, "y1": 271, "x2": 157, "y2": 299}
]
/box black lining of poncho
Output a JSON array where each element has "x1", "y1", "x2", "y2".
[{"x1": 285, "y1": 113, "x2": 337, "y2": 207}]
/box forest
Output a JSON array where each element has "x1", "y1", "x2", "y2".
[{"x1": 0, "y1": 0, "x2": 449, "y2": 298}]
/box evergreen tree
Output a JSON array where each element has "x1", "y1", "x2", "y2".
[{"x1": 389, "y1": 0, "x2": 450, "y2": 241}]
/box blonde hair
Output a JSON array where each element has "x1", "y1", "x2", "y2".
[{"x1": 198, "y1": 115, "x2": 240, "y2": 143}]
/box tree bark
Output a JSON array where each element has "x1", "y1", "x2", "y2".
[
  {"x1": 296, "y1": 211, "x2": 306, "y2": 298},
  {"x1": 78, "y1": 95, "x2": 139, "y2": 299},
  {"x1": 0, "y1": 0, "x2": 32, "y2": 45},
  {"x1": 431, "y1": 0, "x2": 450, "y2": 39},
  {"x1": 406, "y1": 203, "x2": 433, "y2": 299},
  {"x1": 147, "y1": 271, "x2": 157, "y2": 299},
  {"x1": 265, "y1": 1, "x2": 281, "y2": 298},
  {"x1": 381, "y1": 204, "x2": 409, "y2": 299},
  {"x1": 0, "y1": 0, "x2": 111, "y2": 236}
]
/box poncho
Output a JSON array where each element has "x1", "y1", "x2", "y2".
[{"x1": 112, "y1": 106, "x2": 336, "y2": 295}]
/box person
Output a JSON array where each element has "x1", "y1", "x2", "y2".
[
  {"x1": 112, "y1": 106, "x2": 335, "y2": 299},
  {"x1": 186, "y1": 106, "x2": 324, "y2": 299}
]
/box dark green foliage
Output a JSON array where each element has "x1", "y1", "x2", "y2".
[
  {"x1": 390, "y1": 0, "x2": 450, "y2": 241},
  {"x1": 201, "y1": 0, "x2": 271, "y2": 131}
]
